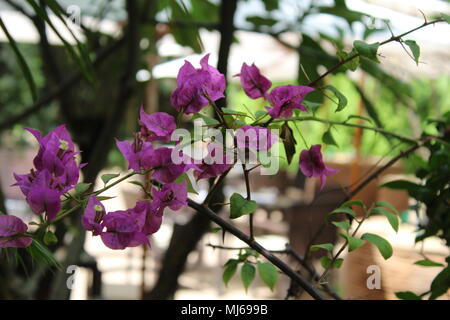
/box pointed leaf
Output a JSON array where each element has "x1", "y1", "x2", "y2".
[
  {"x1": 241, "y1": 262, "x2": 256, "y2": 291},
  {"x1": 370, "y1": 207, "x2": 399, "y2": 232},
  {"x1": 340, "y1": 233, "x2": 365, "y2": 252},
  {"x1": 230, "y1": 193, "x2": 258, "y2": 219},
  {"x1": 395, "y1": 291, "x2": 422, "y2": 300},
  {"x1": 353, "y1": 40, "x2": 380, "y2": 62},
  {"x1": 324, "y1": 85, "x2": 348, "y2": 112},
  {"x1": 414, "y1": 259, "x2": 444, "y2": 267},
  {"x1": 101, "y1": 173, "x2": 120, "y2": 186},
  {"x1": 322, "y1": 129, "x2": 339, "y2": 147},
  {"x1": 332, "y1": 220, "x2": 351, "y2": 231},
  {"x1": 361, "y1": 233, "x2": 393, "y2": 260},
  {"x1": 257, "y1": 262, "x2": 279, "y2": 291},
  {"x1": 404, "y1": 40, "x2": 420, "y2": 65},
  {"x1": 222, "y1": 259, "x2": 239, "y2": 286},
  {"x1": 310, "y1": 243, "x2": 334, "y2": 252}
]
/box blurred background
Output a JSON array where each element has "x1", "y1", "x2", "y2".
[{"x1": 0, "y1": 0, "x2": 449, "y2": 300}]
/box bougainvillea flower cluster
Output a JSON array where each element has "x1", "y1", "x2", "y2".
[
  {"x1": 13, "y1": 125, "x2": 84, "y2": 221},
  {"x1": 1, "y1": 54, "x2": 338, "y2": 251}
]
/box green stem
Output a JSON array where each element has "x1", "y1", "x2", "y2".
[{"x1": 258, "y1": 116, "x2": 417, "y2": 144}]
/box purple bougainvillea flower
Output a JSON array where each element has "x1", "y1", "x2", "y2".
[
  {"x1": 153, "y1": 181, "x2": 188, "y2": 214},
  {"x1": 299, "y1": 145, "x2": 339, "y2": 190},
  {"x1": 143, "y1": 147, "x2": 198, "y2": 183},
  {"x1": 26, "y1": 170, "x2": 62, "y2": 221},
  {"x1": 138, "y1": 107, "x2": 176, "y2": 142},
  {"x1": 266, "y1": 85, "x2": 314, "y2": 118},
  {"x1": 0, "y1": 215, "x2": 32, "y2": 248},
  {"x1": 235, "y1": 125, "x2": 278, "y2": 151},
  {"x1": 116, "y1": 139, "x2": 154, "y2": 172},
  {"x1": 170, "y1": 54, "x2": 225, "y2": 114},
  {"x1": 133, "y1": 201, "x2": 163, "y2": 235},
  {"x1": 100, "y1": 209, "x2": 149, "y2": 250},
  {"x1": 82, "y1": 195, "x2": 105, "y2": 236},
  {"x1": 12, "y1": 172, "x2": 34, "y2": 197},
  {"x1": 17, "y1": 125, "x2": 83, "y2": 194},
  {"x1": 235, "y1": 63, "x2": 272, "y2": 99},
  {"x1": 195, "y1": 142, "x2": 233, "y2": 180}
]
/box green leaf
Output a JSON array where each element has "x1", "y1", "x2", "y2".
[
  {"x1": 322, "y1": 129, "x2": 339, "y2": 147},
  {"x1": 429, "y1": 266, "x2": 450, "y2": 300},
  {"x1": 302, "y1": 100, "x2": 321, "y2": 114},
  {"x1": 169, "y1": 0, "x2": 203, "y2": 52},
  {"x1": 332, "y1": 221, "x2": 351, "y2": 231},
  {"x1": 380, "y1": 179, "x2": 420, "y2": 192},
  {"x1": 175, "y1": 173, "x2": 198, "y2": 195},
  {"x1": 375, "y1": 201, "x2": 399, "y2": 215},
  {"x1": 414, "y1": 259, "x2": 444, "y2": 267},
  {"x1": 128, "y1": 180, "x2": 146, "y2": 188},
  {"x1": 74, "y1": 183, "x2": 91, "y2": 196},
  {"x1": 353, "y1": 40, "x2": 380, "y2": 62},
  {"x1": 441, "y1": 13, "x2": 450, "y2": 24},
  {"x1": 361, "y1": 233, "x2": 393, "y2": 260},
  {"x1": 333, "y1": 258, "x2": 344, "y2": 269},
  {"x1": 328, "y1": 207, "x2": 356, "y2": 220},
  {"x1": 241, "y1": 262, "x2": 256, "y2": 292},
  {"x1": 255, "y1": 110, "x2": 269, "y2": 120},
  {"x1": 370, "y1": 207, "x2": 399, "y2": 232},
  {"x1": 337, "y1": 48, "x2": 359, "y2": 71},
  {"x1": 257, "y1": 262, "x2": 279, "y2": 291},
  {"x1": 262, "y1": 0, "x2": 279, "y2": 11},
  {"x1": 101, "y1": 173, "x2": 120, "y2": 186},
  {"x1": 0, "y1": 17, "x2": 37, "y2": 101},
  {"x1": 395, "y1": 291, "x2": 422, "y2": 300},
  {"x1": 310, "y1": 243, "x2": 334, "y2": 252},
  {"x1": 26, "y1": 240, "x2": 61, "y2": 268},
  {"x1": 280, "y1": 122, "x2": 296, "y2": 164},
  {"x1": 320, "y1": 256, "x2": 332, "y2": 269},
  {"x1": 222, "y1": 259, "x2": 239, "y2": 286},
  {"x1": 320, "y1": 257, "x2": 343, "y2": 269},
  {"x1": 246, "y1": 16, "x2": 278, "y2": 27},
  {"x1": 97, "y1": 196, "x2": 116, "y2": 201},
  {"x1": 210, "y1": 227, "x2": 222, "y2": 233},
  {"x1": 43, "y1": 231, "x2": 58, "y2": 245},
  {"x1": 341, "y1": 200, "x2": 366, "y2": 209},
  {"x1": 340, "y1": 233, "x2": 365, "y2": 252},
  {"x1": 230, "y1": 193, "x2": 258, "y2": 219},
  {"x1": 192, "y1": 113, "x2": 221, "y2": 126},
  {"x1": 404, "y1": 40, "x2": 420, "y2": 65},
  {"x1": 323, "y1": 85, "x2": 348, "y2": 112}
]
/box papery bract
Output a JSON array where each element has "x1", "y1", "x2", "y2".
[
  {"x1": 299, "y1": 144, "x2": 339, "y2": 190},
  {"x1": 26, "y1": 170, "x2": 62, "y2": 221},
  {"x1": 235, "y1": 63, "x2": 272, "y2": 99},
  {"x1": 143, "y1": 147, "x2": 198, "y2": 183},
  {"x1": 195, "y1": 143, "x2": 233, "y2": 180},
  {"x1": 170, "y1": 54, "x2": 225, "y2": 114},
  {"x1": 100, "y1": 209, "x2": 149, "y2": 250},
  {"x1": 266, "y1": 85, "x2": 314, "y2": 118},
  {"x1": 152, "y1": 181, "x2": 188, "y2": 213},
  {"x1": 139, "y1": 107, "x2": 176, "y2": 142},
  {"x1": 134, "y1": 201, "x2": 163, "y2": 235},
  {"x1": 116, "y1": 139, "x2": 153, "y2": 172},
  {"x1": 235, "y1": 125, "x2": 277, "y2": 151},
  {"x1": 82, "y1": 195, "x2": 105, "y2": 236},
  {"x1": 0, "y1": 215, "x2": 32, "y2": 248}
]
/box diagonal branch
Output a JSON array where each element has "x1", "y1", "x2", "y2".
[{"x1": 187, "y1": 199, "x2": 327, "y2": 300}]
